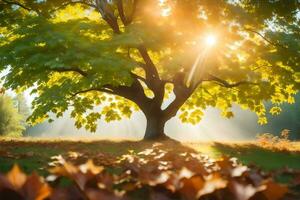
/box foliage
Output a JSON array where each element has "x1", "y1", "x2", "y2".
[
  {"x1": 0, "y1": 1, "x2": 299, "y2": 138},
  {"x1": 0, "y1": 94, "x2": 24, "y2": 137},
  {"x1": 1, "y1": 146, "x2": 300, "y2": 200},
  {"x1": 256, "y1": 129, "x2": 294, "y2": 151},
  {"x1": 258, "y1": 93, "x2": 300, "y2": 139}
]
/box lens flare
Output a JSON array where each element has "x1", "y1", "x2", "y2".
[
  {"x1": 161, "y1": 7, "x2": 171, "y2": 17},
  {"x1": 205, "y1": 35, "x2": 217, "y2": 46},
  {"x1": 159, "y1": 0, "x2": 171, "y2": 17}
]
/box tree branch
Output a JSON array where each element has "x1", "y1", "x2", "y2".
[
  {"x1": 95, "y1": 0, "x2": 121, "y2": 34},
  {"x1": 163, "y1": 81, "x2": 192, "y2": 119},
  {"x1": 50, "y1": 0, "x2": 97, "y2": 13},
  {"x1": 116, "y1": 0, "x2": 128, "y2": 25},
  {"x1": 137, "y1": 45, "x2": 168, "y2": 108},
  {"x1": 50, "y1": 67, "x2": 88, "y2": 77},
  {"x1": 104, "y1": 79, "x2": 151, "y2": 111},
  {"x1": 130, "y1": 72, "x2": 147, "y2": 83},
  {"x1": 163, "y1": 90, "x2": 190, "y2": 119},
  {"x1": 70, "y1": 88, "x2": 111, "y2": 97},
  {"x1": 206, "y1": 74, "x2": 258, "y2": 88},
  {"x1": 137, "y1": 45, "x2": 160, "y2": 80},
  {"x1": 116, "y1": 0, "x2": 138, "y2": 26},
  {"x1": 188, "y1": 79, "x2": 203, "y2": 91},
  {"x1": 244, "y1": 28, "x2": 288, "y2": 49},
  {"x1": 162, "y1": 72, "x2": 259, "y2": 120},
  {"x1": 2, "y1": 0, "x2": 34, "y2": 12},
  {"x1": 70, "y1": 84, "x2": 150, "y2": 117},
  {"x1": 127, "y1": 0, "x2": 138, "y2": 24},
  {"x1": 60, "y1": 68, "x2": 149, "y2": 112},
  {"x1": 70, "y1": 81, "x2": 147, "y2": 101}
]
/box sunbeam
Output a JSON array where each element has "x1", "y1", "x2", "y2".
[
  {"x1": 187, "y1": 48, "x2": 209, "y2": 87},
  {"x1": 187, "y1": 34, "x2": 218, "y2": 87}
]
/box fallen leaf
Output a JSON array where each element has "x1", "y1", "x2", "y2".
[
  {"x1": 262, "y1": 180, "x2": 289, "y2": 200},
  {"x1": 22, "y1": 173, "x2": 51, "y2": 200},
  {"x1": 180, "y1": 175, "x2": 205, "y2": 200},
  {"x1": 229, "y1": 180, "x2": 263, "y2": 200},
  {"x1": 6, "y1": 164, "x2": 26, "y2": 190},
  {"x1": 197, "y1": 173, "x2": 228, "y2": 197}
]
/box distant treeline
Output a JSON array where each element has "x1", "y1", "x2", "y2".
[{"x1": 259, "y1": 93, "x2": 300, "y2": 140}]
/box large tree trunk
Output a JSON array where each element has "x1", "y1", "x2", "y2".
[{"x1": 143, "y1": 112, "x2": 167, "y2": 140}]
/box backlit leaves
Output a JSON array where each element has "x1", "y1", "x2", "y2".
[{"x1": 0, "y1": 0, "x2": 300, "y2": 130}]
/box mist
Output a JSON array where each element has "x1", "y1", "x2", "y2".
[{"x1": 25, "y1": 104, "x2": 295, "y2": 141}]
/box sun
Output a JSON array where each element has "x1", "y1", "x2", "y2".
[{"x1": 205, "y1": 35, "x2": 217, "y2": 46}]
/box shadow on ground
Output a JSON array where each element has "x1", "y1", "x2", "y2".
[
  {"x1": 212, "y1": 142, "x2": 300, "y2": 171},
  {"x1": 0, "y1": 139, "x2": 196, "y2": 174},
  {"x1": 1, "y1": 139, "x2": 300, "y2": 176}
]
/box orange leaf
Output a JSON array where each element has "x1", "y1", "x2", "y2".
[
  {"x1": 6, "y1": 164, "x2": 26, "y2": 190},
  {"x1": 180, "y1": 176, "x2": 205, "y2": 200}
]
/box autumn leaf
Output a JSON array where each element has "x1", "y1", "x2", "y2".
[
  {"x1": 85, "y1": 188, "x2": 126, "y2": 200},
  {"x1": 22, "y1": 173, "x2": 51, "y2": 200},
  {"x1": 261, "y1": 180, "x2": 289, "y2": 200},
  {"x1": 0, "y1": 147, "x2": 296, "y2": 200},
  {"x1": 197, "y1": 173, "x2": 228, "y2": 197},
  {"x1": 149, "y1": 190, "x2": 174, "y2": 200},
  {"x1": 6, "y1": 164, "x2": 27, "y2": 190},
  {"x1": 228, "y1": 180, "x2": 263, "y2": 200},
  {"x1": 179, "y1": 175, "x2": 205, "y2": 200}
]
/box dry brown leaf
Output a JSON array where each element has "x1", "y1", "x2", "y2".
[
  {"x1": 180, "y1": 175, "x2": 205, "y2": 200},
  {"x1": 262, "y1": 180, "x2": 289, "y2": 200},
  {"x1": 150, "y1": 190, "x2": 173, "y2": 200},
  {"x1": 22, "y1": 173, "x2": 51, "y2": 200},
  {"x1": 85, "y1": 188, "x2": 125, "y2": 200}
]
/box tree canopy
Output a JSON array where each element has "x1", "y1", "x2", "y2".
[{"x1": 0, "y1": 0, "x2": 299, "y2": 139}]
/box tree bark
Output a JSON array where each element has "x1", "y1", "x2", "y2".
[{"x1": 143, "y1": 112, "x2": 167, "y2": 140}]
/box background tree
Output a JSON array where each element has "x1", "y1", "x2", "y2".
[
  {"x1": 0, "y1": 94, "x2": 24, "y2": 136},
  {"x1": 0, "y1": 0, "x2": 299, "y2": 140},
  {"x1": 14, "y1": 93, "x2": 31, "y2": 127}
]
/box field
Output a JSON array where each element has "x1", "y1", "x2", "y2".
[{"x1": 1, "y1": 138, "x2": 300, "y2": 176}]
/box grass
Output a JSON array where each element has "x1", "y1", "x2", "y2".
[
  {"x1": 211, "y1": 142, "x2": 300, "y2": 170},
  {"x1": 0, "y1": 138, "x2": 300, "y2": 176}
]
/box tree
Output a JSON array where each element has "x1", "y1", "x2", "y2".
[
  {"x1": 14, "y1": 93, "x2": 31, "y2": 126},
  {"x1": 0, "y1": 94, "x2": 24, "y2": 136},
  {"x1": 0, "y1": 0, "x2": 299, "y2": 140}
]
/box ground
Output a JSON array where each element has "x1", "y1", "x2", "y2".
[{"x1": 0, "y1": 138, "x2": 300, "y2": 177}]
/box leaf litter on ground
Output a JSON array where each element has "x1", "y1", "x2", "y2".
[{"x1": 0, "y1": 144, "x2": 300, "y2": 200}]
